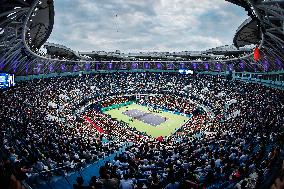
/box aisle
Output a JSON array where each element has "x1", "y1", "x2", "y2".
[
  {"x1": 83, "y1": 115, "x2": 105, "y2": 133},
  {"x1": 32, "y1": 143, "x2": 131, "y2": 189}
]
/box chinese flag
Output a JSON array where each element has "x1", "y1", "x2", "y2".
[{"x1": 254, "y1": 46, "x2": 261, "y2": 61}]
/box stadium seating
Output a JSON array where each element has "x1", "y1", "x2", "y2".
[{"x1": 0, "y1": 72, "x2": 283, "y2": 189}]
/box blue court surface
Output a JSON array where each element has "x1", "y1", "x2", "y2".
[{"x1": 122, "y1": 109, "x2": 167, "y2": 126}]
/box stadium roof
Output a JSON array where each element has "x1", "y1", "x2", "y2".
[
  {"x1": 234, "y1": 17, "x2": 261, "y2": 48},
  {"x1": 70, "y1": 45, "x2": 251, "y2": 61},
  {"x1": 25, "y1": 0, "x2": 54, "y2": 50},
  {"x1": 225, "y1": 0, "x2": 254, "y2": 16},
  {"x1": 0, "y1": 0, "x2": 283, "y2": 75},
  {"x1": 44, "y1": 42, "x2": 82, "y2": 60}
]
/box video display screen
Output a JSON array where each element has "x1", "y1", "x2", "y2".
[
  {"x1": 178, "y1": 69, "x2": 194, "y2": 75},
  {"x1": 0, "y1": 73, "x2": 15, "y2": 89}
]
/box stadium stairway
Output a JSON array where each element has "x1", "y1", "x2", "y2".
[{"x1": 30, "y1": 142, "x2": 132, "y2": 189}]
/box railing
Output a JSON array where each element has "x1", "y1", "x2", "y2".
[{"x1": 234, "y1": 76, "x2": 284, "y2": 90}]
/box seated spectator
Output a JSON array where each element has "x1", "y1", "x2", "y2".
[
  {"x1": 73, "y1": 176, "x2": 89, "y2": 189},
  {"x1": 164, "y1": 178, "x2": 180, "y2": 189},
  {"x1": 119, "y1": 173, "x2": 134, "y2": 189}
]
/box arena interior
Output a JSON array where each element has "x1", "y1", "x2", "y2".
[{"x1": 0, "y1": 0, "x2": 284, "y2": 189}]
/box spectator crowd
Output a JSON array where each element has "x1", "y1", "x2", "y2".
[{"x1": 0, "y1": 72, "x2": 283, "y2": 189}]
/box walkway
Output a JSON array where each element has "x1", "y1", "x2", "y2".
[{"x1": 32, "y1": 143, "x2": 131, "y2": 189}]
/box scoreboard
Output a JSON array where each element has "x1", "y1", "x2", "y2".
[{"x1": 0, "y1": 73, "x2": 15, "y2": 89}]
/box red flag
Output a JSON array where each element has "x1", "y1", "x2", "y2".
[
  {"x1": 254, "y1": 46, "x2": 261, "y2": 61},
  {"x1": 157, "y1": 136, "x2": 163, "y2": 142}
]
